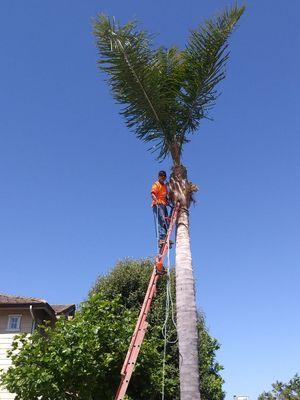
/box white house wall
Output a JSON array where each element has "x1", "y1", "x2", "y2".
[
  {"x1": 0, "y1": 310, "x2": 33, "y2": 400},
  {"x1": 0, "y1": 334, "x2": 15, "y2": 400}
]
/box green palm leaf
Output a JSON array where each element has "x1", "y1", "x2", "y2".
[
  {"x1": 93, "y1": 6, "x2": 245, "y2": 163},
  {"x1": 178, "y1": 5, "x2": 245, "y2": 142},
  {"x1": 93, "y1": 16, "x2": 181, "y2": 160}
]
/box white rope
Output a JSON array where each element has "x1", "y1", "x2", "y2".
[
  {"x1": 163, "y1": 251, "x2": 177, "y2": 344},
  {"x1": 153, "y1": 203, "x2": 178, "y2": 399},
  {"x1": 161, "y1": 237, "x2": 177, "y2": 400}
]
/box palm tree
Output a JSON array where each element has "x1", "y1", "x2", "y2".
[{"x1": 93, "y1": 5, "x2": 244, "y2": 399}]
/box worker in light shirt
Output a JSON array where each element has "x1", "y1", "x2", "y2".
[{"x1": 151, "y1": 170, "x2": 173, "y2": 249}]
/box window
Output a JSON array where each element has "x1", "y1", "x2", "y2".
[{"x1": 7, "y1": 315, "x2": 22, "y2": 331}]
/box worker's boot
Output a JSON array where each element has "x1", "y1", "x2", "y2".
[{"x1": 158, "y1": 239, "x2": 165, "y2": 249}]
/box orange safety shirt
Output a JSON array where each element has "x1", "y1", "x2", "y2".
[{"x1": 151, "y1": 181, "x2": 168, "y2": 206}]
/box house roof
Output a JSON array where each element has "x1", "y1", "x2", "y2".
[
  {"x1": 0, "y1": 293, "x2": 47, "y2": 305},
  {"x1": 0, "y1": 294, "x2": 75, "y2": 318},
  {"x1": 51, "y1": 304, "x2": 76, "y2": 315}
]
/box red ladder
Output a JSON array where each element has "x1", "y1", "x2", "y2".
[{"x1": 114, "y1": 203, "x2": 180, "y2": 400}]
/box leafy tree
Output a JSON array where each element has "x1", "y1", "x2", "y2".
[
  {"x1": 1, "y1": 259, "x2": 224, "y2": 399},
  {"x1": 92, "y1": 258, "x2": 225, "y2": 399},
  {"x1": 93, "y1": 6, "x2": 244, "y2": 399},
  {"x1": 258, "y1": 374, "x2": 300, "y2": 400},
  {"x1": 0, "y1": 293, "x2": 137, "y2": 400}
]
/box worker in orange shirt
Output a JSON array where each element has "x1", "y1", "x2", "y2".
[{"x1": 151, "y1": 170, "x2": 172, "y2": 248}]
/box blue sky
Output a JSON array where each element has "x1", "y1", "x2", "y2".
[{"x1": 1, "y1": 1, "x2": 299, "y2": 398}]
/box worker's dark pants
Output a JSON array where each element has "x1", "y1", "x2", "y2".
[{"x1": 153, "y1": 204, "x2": 169, "y2": 241}]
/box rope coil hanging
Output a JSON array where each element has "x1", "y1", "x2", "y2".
[
  {"x1": 161, "y1": 232, "x2": 177, "y2": 399},
  {"x1": 153, "y1": 203, "x2": 178, "y2": 400}
]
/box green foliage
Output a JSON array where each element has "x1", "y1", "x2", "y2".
[
  {"x1": 92, "y1": 258, "x2": 225, "y2": 399},
  {"x1": 1, "y1": 258, "x2": 225, "y2": 399},
  {"x1": 93, "y1": 6, "x2": 244, "y2": 162},
  {"x1": 0, "y1": 294, "x2": 136, "y2": 399},
  {"x1": 91, "y1": 258, "x2": 178, "y2": 399},
  {"x1": 258, "y1": 374, "x2": 300, "y2": 400}
]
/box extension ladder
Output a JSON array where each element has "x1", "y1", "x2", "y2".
[{"x1": 114, "y1": 203, "x2": 180, "y2": 400}]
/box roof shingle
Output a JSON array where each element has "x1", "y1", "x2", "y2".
[
  {"x1": 0, "y1": 293, "x2": 46, "y2": 304},
  {"x1": 0, "y1": 293, "x2": 75, "y2": 317}
]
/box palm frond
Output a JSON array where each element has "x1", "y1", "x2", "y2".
[
  {"x1": 93, "y1": 16, "x2": 181, "y2": 161},
  {"x1": 93, "y1": 7, "x2": 245, "y2": 164},
  {"x1": 177, "y1": 5, "x2": 245, "y2": 144}
]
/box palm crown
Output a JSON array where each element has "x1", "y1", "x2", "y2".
[{"x1": 94, "y1": 5, "x2": 245, "y2": 165}]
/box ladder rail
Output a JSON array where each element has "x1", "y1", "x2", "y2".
[
  {"x1": 120, "y1": 268, "x2": 159, "y2": 376},
  {"x1": 115, "y1": 270, "x2": 159, "y2": 400},
  {"x1": 114, "y1": 203, "x2": 180, "y2": 400}
]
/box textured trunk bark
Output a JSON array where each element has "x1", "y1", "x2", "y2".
[
  {"x1": 170, "y1": 165, "x2": 201, "y2": 400},
  {"x1": 175, "y1": 209, "x2": 200, "y2": 400}
]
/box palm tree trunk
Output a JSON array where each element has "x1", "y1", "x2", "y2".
[
  {"x1": 175, "y1": 207, "x2": 200, "y2": 400},
  {"x1": 170, "y1": 164, "x2": 200, "y2": 399}
]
